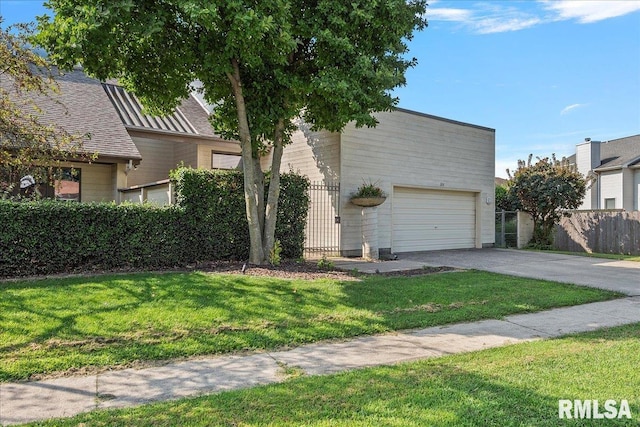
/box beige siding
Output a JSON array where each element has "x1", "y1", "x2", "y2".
[
  {"x1": 278, "y1": 128, "x2": 342, "y2": 256},
  {"x1": 125, "y1": 137, "x2": 241, "y2": 188},
  {"x1": 81, "y1": 163, "x2": 116, "y2": 202},
  {"x1": 173, "y1": 141, "x2": 198, "y2": 169},
  {"x1": 280, "y1": 126, "x2": 341, "y2": 182},
  {"x1": 127, "y1": 137, "x2": 177, "y2": 186},
  {"x1": 340, "y1": 110, "x2": 495, "y2": 253},
  {"x1": 197, "y1": 141, "x2": 241, "y2": 170},
  {"x1": 599, "y1": 171, "x2": 623, "y2": 209}
]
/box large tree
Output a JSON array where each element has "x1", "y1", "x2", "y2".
[
  {"x1": 35, "y1": 0, "x2": 427, "y2": 264},
  {"x1": 508, "y1": 155, "x2": 586, "y2": 247},
  {"x1": 0, "y1": 19, "x2": 85, "y2": 199}
]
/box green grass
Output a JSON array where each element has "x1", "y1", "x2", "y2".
[
  {"x1": 23, "y1": 323, "x2": 640, "y2": 426},
  {"x1": 0, "y1": 270, "x2": 621, "y2": 382}
]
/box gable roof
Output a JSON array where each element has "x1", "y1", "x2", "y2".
[
  {"x1": 595, "y1": 134, "x2": 640, "y2": 171},
  {"x1": 103, "y1": 83, "x2": 197, "y2": 134},
  {"x1": 102, "y1": 83, "x2": 220, "y2": 139},
  {"x1": 4, "y1": 67, "x2": 230, "y2": 163}
]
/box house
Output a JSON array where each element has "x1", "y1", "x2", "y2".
[
  {"x1": 2, "y1": 68, "x2": 239, "y2": 204},
  {"x1": 6, "y1": 69, "x2": 496, "y2": 256},
  {"x1": 269, "y1": 109, "x2": 496, "y2": 256},
  {"x1": 570, "y1": 135, "x2": 640, "y2": 211}
]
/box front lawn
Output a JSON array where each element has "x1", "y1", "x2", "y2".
[
  {"x1": 23, "y1": 323, "x2": 640, "y2": 426},
  {"x1": 0, "y1": 270, "x2": 620, "y2": 381}
]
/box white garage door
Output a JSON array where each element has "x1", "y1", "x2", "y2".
[{"x1": 393, "y1": 187, "x2": 476, "y2": 252}]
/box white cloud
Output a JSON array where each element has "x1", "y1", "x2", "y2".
[
  {"x1": 560, "y1": 103, "x2": 588, "y2": 115},
  {"x1": 426, "y1": 2, "x2": 542, "y2": 34},
  {"x1": 425, "y1": 1, "x2": 640, "y2": 34},
  {"x1": 427, "y1": 8, "x2": 473, "y2": 22},
  {"x1": 542, "y1": 0, "x2": 640, "y2": 24},
  {"x1": 474, "y1": 17, "x2": 541, "y2": 34}
]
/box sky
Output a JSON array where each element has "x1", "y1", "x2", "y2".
[{"x1": 1, "y1": 0, "x2": 639, "y2": 178}]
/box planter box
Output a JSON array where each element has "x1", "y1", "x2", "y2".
[{"x1": 350, "y1": 197, "x2": 386, "y2": 207}]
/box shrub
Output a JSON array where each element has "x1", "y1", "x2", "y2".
[
  {"x1": 350, "y1": 179, "x2": 386, "y2": 199},
  {"x1": 0, "y1": 169, "x2": 309, "y2": 278}
]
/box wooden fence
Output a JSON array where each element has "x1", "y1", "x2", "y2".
[{"x1": 554, "y1": 211, "x2": 640, "y2": 255}]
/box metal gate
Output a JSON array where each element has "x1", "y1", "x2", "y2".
[
  {"x1": 495, "y1": 210, "x2": 518, "y2": 248},
  {"x1": 305, "y1": 181, "x2": 341, "y2": 257}
]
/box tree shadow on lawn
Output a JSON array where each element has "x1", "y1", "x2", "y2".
[
  {"x1": 0, "y1": 272, "x2": 361, "y2": 379},
  {"x1": 0, "y1": 270, "x2": 622, "y2": 382}
]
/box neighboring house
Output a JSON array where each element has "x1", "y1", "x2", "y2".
[
  {"x1": 267, "y1": 109, "x2": 496, "y2": 256},
  {"x1": 569, "y1": 135, "x2": 640, "y2": 211},
  {"x1": 3, "y1": 68, "x2": 239, "y2": 204}
]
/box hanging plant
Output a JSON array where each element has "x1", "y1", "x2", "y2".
[{"x1": 350, "y1": 180, "x2": 387, "y2": 207}]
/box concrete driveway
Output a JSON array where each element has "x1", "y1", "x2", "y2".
[{"x1": 400, "y1": 248, "x2": 639, "y2": 296}]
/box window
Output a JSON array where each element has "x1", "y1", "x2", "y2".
[
  {"x1": 2, "y1": 167, "x2": 80, "y2": 201},
  {"x1": 211, "y1": 151, "x2": 242, "y2": 170},
  {"x1": 44, "y1": 168, "x2": 81, "y2": 201},
  {"x1": 604, "y1": 198, "x2": 616, "y2": 209}
]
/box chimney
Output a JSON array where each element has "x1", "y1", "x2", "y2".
[
  {"x1": 576, "y1": 137, "x2": 601, "y2": 172},
  {"x1": 575, "y1": 138, "x2": 601, "y2": 209}
]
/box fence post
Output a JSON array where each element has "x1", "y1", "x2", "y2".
[{"x1": 501, "y1": 210, "x2": 506, "y2": 247}]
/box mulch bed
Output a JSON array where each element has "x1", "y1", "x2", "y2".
[
  {"x1": 1, "y1": 260, "x2": 455, "y2": 283},
  {"x1": 197, "y1": 260, "x2": 455, "y2": 280}
]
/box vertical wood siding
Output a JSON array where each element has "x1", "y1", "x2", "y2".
[{"x1": 555, "y1": 211, "x2": 640, "y2": 255}]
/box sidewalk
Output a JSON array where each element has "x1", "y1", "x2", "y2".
[{"x1": 2, "y1": 296, "x2": 639, "y2": 426}]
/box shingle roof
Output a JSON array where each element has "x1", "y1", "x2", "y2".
[
  {"x1": 595, "y1": 135, "x2": 640, "y2": 170},
  {"x1": 2, "y1": 69, "x2": 142, "y2": 161}
]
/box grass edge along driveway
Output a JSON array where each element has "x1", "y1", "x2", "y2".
[
  {"x1": 0, "y1": 270, "x2": 622, "y2": 382},
  {"x1": 20, "y1": 323, "x2": 640, "y2": 427}
]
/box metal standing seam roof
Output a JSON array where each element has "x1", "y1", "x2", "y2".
[{"x1": 102, "y1": 83, "x2": 199, "y2": 135}]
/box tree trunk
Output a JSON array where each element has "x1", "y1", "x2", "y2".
[
  {"x1": 262, "y1": 118, "x2": 285, "y2": 259},
  {"x1": 227, "y1": 59, "x2": 265, "y2": 264},
  {"x1": 254, "y1": 156, "x2": 265, "y2": 237}
]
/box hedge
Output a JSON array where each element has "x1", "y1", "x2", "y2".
[
  {"x1": 171, "y1": 168, "x2": 310, "y2": 261},
  {"x1": 0, "y1": 169, "x2": 309, "y2": 278}
]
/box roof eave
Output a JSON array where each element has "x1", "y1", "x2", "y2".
[{"x1": 125, "y1": 126, "x2": 236, "y2": 144}]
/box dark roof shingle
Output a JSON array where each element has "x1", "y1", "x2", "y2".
[
  {"x1": 2, "y1": 69, "x2": 142, "y2": 160},
  {"x1": 595, "y1": 135, "x2": 640, "y2": 170}
]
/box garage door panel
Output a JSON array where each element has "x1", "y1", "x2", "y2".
[
  {"x1": 393, "y1": 225, "x2": 475, "y2": 235},
  {"x1": 392, "y1": 187, "x2": 476, "y2": 252},
  {"x1": 393, "y1": 231, "x2": 475, "y2": 241},
  {"x1": 393, "y1": 215, "x2": 475, "y2": 225}
]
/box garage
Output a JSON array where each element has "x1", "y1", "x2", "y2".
[{"x1": 392, "y1": 187, "x2": 477, "y2": 252}]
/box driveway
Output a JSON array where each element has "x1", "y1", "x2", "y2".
[{"x1": 401, "y1": 248, "x2": 640, "y2": 296}]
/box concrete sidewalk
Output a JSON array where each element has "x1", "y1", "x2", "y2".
[{"x1": 2, "y1": 296, "x2": 639, "y2": 426}]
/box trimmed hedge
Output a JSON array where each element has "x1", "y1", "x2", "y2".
[
  {"x1": 0, "y1": 169, "x2": 309, "y2": 278},
  {"x1": 171, "y1": 168, "x2": 310, "y2": 260}
]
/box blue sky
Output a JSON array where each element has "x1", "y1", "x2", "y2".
[{"x1": 2, "y1": 0, "x2": 639, "y2": 178}]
